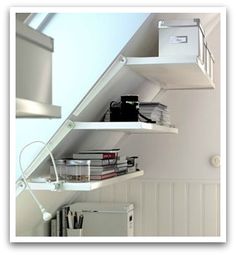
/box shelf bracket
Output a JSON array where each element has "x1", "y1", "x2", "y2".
[
  {"x1": 15, "y1": 119, "x2": 75, "y2": 197},
  {"x1": 16, "y1": 179, "x2": 26, "y2": 197}
]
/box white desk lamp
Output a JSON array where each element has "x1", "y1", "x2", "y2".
[{"x1": 19, "y1": 141, "x2": 59, "y2": 221}]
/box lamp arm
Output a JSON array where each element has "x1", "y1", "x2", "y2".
[{"x1": 18, "y1": 140, "x2": 58, "y2": 221}]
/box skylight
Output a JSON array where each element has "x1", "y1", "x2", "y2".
[{"x1": 26, "y1": 13, "x2": 50, "y2": 31}]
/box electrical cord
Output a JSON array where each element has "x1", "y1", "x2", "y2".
[
  {"x1": 19, "y1": 140, "x2": 59, "y2": 221},
  {"x1": 138, "y1": 111, "x2": 156, "y2": 123}
]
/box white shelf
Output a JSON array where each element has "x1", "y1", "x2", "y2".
[
  {"x1": 126, "y1": 56, "x2": 215, "y2": 89},
  {"x1": 27, "y1": 170, "x2": 144, "y2": 191},
  {"x1": 73, "y1": 122, "x2": 178, "y2": 134}
]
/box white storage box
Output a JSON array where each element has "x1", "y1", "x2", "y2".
[
  {"x1": 50, "y1": 159, "x2": 90, "y2": 182},
  {"x1": 65, "y1": 159, "x2": 90, "y2": 182},
  {"x1": 68, "y1": 202, "x2": 134, "y2": 236},
  {"x1": 158, "y1": 19, "x2": 214, "y2": 81}
]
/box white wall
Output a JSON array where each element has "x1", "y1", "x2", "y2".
[{"x1": 116, "y1": 88, "x2": 220, "y2": 181}]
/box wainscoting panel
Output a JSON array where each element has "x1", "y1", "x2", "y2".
[
  {"x1": 158, "y1": 183, "x2": 172, "y2": 236},
  {"x1": 142, "y1": 182, "x2": 157, "y2": 235},
  {"x1": 203, "y1": 184, "x2": 220, "y2": 236},
  {"x1": 173, "y1": 183, "x2": 188, "y2": 236},
  {"x1": 188, "y1": 183, "x2": 203, "y2": 235},
  {"x1": 79, "y1": 179, "x2": 220, "y2": 236}
]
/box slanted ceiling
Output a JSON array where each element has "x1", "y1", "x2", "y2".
[
  {"x1": 16, "y1": 13, "x2": 31, "y2": 22},
  {"x1": 16, "y1": 12, "x2": 220, "y2": 236}
]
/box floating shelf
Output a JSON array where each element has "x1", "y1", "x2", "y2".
[
  {"x1": 27, "y1": 170, "x2": 144, "y2": 192},
  {"x1": 126, "y1": 56, "x2": 215, "y2": 89},
  {"x1": 73, "y1": 122, "x2": 178, "y2": 134}
]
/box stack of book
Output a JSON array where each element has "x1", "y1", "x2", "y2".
[
  {"x1": 115, "y1": 155, "x2": 129, "y2": 176},
  {"x1": 139, "y1": 102, "x2": 172, "y2": 127},
  {"x1": 51, "y1": 206, "x2": 70, "y2": 236},
  {"x1": 68, "y1": 149, "x2": 131, "y2": 180}
]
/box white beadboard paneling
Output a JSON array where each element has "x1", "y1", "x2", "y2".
[
  {"x1": 158, "y1": 183, "x2": 173, "y2": 236},
  {"x1": 188, "y1": 183, "x2": 203, "y2": 235},
  {"x1": 217, "y1": 183, "x2": 220, "y2": 236},
  {"x1": 141, "y1": 181, "x2": 157, "y2": 236},
  {"x1": 203, "y1": 184, "x2": 219, "y2": 236},
  {"x1": 82, "y1": 189, "x2": 101, "y2": 202},
  {"x1": 127, "y1": 180, "x2": 143, "y2": 236},
  {"x1": 173, "y1": 183, "x2": 188, "y2": 235},
  {"x1": 80, "y1": 179, "x2": 220, "y2": 237},
  {"x1": 100, "y1": 185, "x2": 114, "y2": 202},
  {"x1": 113, "y1": 182, "x2": 128, "y2": 203}
]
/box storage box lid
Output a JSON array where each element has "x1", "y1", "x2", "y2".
[
  {"x1": 68, "y1": 202, "x2": 134, "y2": 213},
  {"x1": 158, "y1": 18, "x2": 205, "y2": 35}
]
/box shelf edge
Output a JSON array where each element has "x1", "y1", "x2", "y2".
[
  {"x1": 73, "y1": 122, "x2": 178, "y2": 134},
  {"x1": 27, "y1": 170, "x2": 144, "y2": 192}
]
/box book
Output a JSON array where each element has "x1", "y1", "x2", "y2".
[
  {"x1": 56, "y1": 210, "x2": 61, "y2": 236},
  {"x1": 50, "y1": 219, "x2": 57, "y2": 236},
  {"x1": 115, "y1": 166, "x2": 128, "y2": 173},
  {"x1": 90, "y1": 164, "x2": 117, "y2": 170},
  {"x1": 69, "y1": 149, "x2": 120, "y2": 160},
  {"x1": 62, "y1": 207, "x2": 69, "y2": 236},
  {"x1": 90, "y1": 169, "x2": 116, "y2": 176},
  {"x1": 116, "y1": 162, "x2": 128, "y2": 167},
  {"x1": 79, "y1": 149, "x2": 120, "y2": 153},
  {"x1": 70, "y1": 152, "x2": 119, "y2": 160},
  {"x1": 90, "y1": 172, "x2": 117, "y2": 180},
  {"x1": 89, "y1": 158, "x2": 117, "y2": 166},
  {"x1": 66, "y1": 150, "x2": 122, "y2": 161},
  {"x1": 116, "y1": 170, "x2": 128, "y2": 176}
]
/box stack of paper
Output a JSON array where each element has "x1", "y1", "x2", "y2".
[{"x1": 139, "y1": 102, "x2": 172, "y2": 126}]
